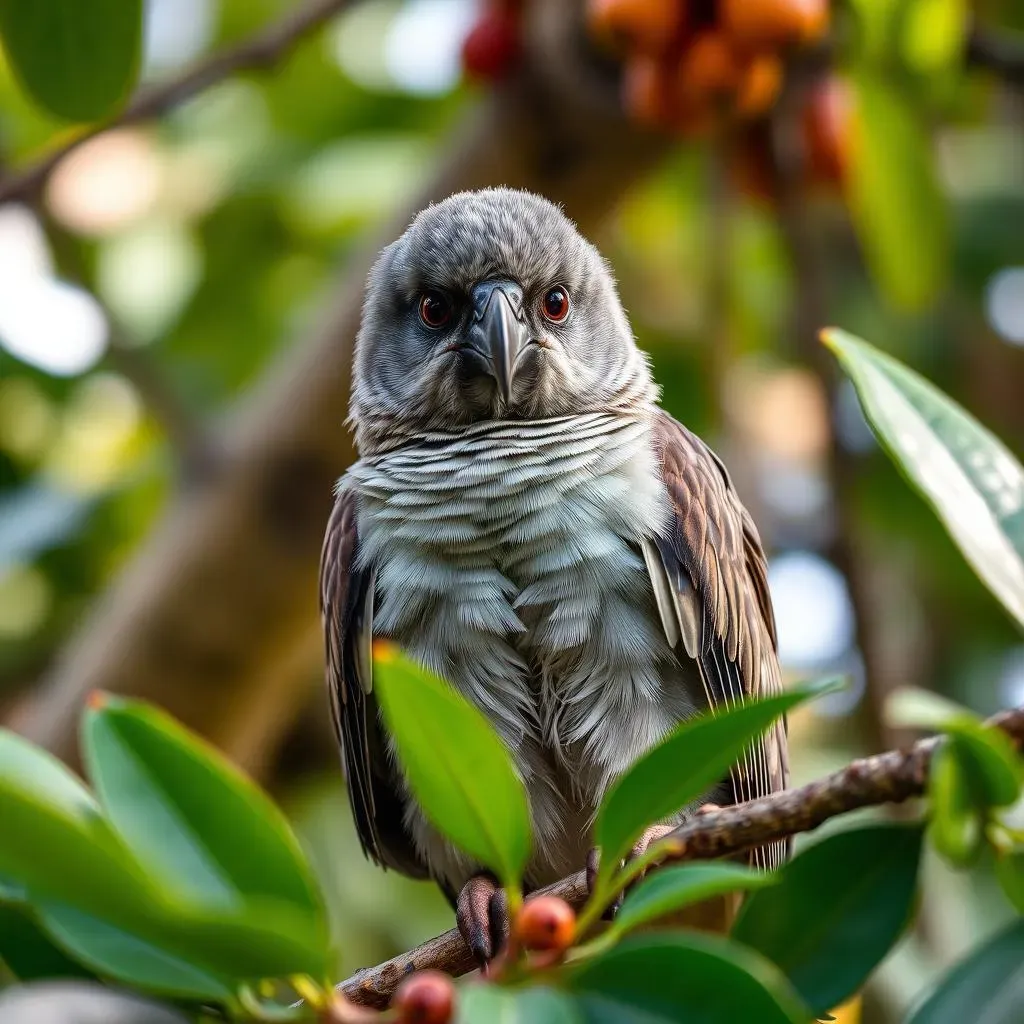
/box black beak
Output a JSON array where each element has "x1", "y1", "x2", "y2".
[{"x1": 468, "y1": 280, "x2": 530, "y2": 403}]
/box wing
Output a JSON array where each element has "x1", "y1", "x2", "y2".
[
  {"x1": 644, "y1": 410, "x2": 789, "y2": 870},
  {"x1": 319, "y1": 482, "x2": 427, "y2": 878}
]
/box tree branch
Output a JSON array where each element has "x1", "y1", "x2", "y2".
[
  {"x1": 0, "y1": 0, "x2": 355, "y2": 206},
  {"x1": 339, "y1": 705, "x2": 1024, "y2": 1009}
]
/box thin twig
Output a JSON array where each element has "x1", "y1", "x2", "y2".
[
  {"x1": 338, "y1": 706, "x2": 1024, "y2": 1009},
  {"x1": 0, "y1": 0, "x2": 354, "y2": 205}
]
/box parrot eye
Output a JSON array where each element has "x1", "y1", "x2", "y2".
[
  {"x1": 541, "y1": 286, "x2": 571, "y2": 323},
  {"x1": 419, "y1": 291, "x2": 452, "y2": 329}
]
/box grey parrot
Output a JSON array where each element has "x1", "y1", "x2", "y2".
[{"x1": 320, "y1": 187, "x2": 787, "y2": 961}]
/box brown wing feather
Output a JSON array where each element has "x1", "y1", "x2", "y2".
[
  {"x1": 319, "y1": 484, "x2": 426, "y2": 878},
  {"x1": 649, "y1": 410, "x2": 789, "y2": 869}
]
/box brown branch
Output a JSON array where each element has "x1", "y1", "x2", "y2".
[
  {"x1": 339, "y1": 706, "x2": 1024, "y2": 1009},
  {"x1": 0, "y1": 0, "x2": 355, "y2": 206}
]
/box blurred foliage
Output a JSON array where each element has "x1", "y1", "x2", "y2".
[{"x1": 0, "y1": 0, "x2": 1021, "y2": 1019}]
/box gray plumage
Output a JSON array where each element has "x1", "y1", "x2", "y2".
[{"x1": 321, "y1": 188, "x2": 787, "y2": 910}]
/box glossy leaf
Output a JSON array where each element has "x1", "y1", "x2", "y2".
[
  {"x1": 0, "y1": 728, "x2": 157, "y2": 925},
  {"x1": 0, "y1": 0, "x2": 142, "y2": 121},
  {"x1": 732, "y1": 823, "x2": 923, "y2": 1015},
  {"x1": 994, "y1": 850, "x2": 1024, "y2": 914},
  {"x1": 82, "y1": 695, "x2": 327, "y2": 928},
  {"x1": 36, "y1": 903, "x2": 234, "y2": 1002},
  {"x1": 845, "y1": 73, "x2": 948, "y2": 310},
  {"x1": 928, "y1": 741, "x2": 984, "y2": 866},
  {"x1": 567, "y1": 933, "x2": 809, "y2": 1023},
  {"x1": 905, "y1": 919, "x2": 1024, "y2": 1023},
  {"x1": 824, "y1": 329, "x2": 1024, "y2": 630},
  {"x1": 458, "y1": 985, "x2": 581, "y2": 1023},
  {"x1": 373, "y1": 645, "x2": 531, "y2": 886},
  {"x1": 594, "y1": 679, "x2": 839, "y2": 886},
  {"x1": 613, "y1": 864, "x2": 775, "y2": 938}
]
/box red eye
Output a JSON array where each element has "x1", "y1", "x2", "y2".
[
  {"x1": 419, "y1": 291, "x2": 452, "y2": 328},
  {"x1": 541, "y1": 286, "x2": 570, "y2": 323}
]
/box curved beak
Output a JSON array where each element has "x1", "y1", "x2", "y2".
[{"x1": 469, "y1": 280, "x2": 530, "y2": 403}]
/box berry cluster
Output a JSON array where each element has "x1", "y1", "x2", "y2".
[
  {"x1": 387, "y1": 897, "x2": 576, "y2": 1023},
  {"x1": 586, "y1": 0, "x2": 829, "y2": 134}
]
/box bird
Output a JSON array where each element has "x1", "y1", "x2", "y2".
[{"x1": 319, "y1": 187, "x2": 787, "y2": 962}]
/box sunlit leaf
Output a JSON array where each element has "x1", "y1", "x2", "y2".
[
  {"x1": 848, "y1": 0, "x2": 901, "y2": 59},
  {"x1": 846, "y1": 73, "x2": 949, "y2": 310},
  {"x1": 902, "y1": 0, "x2": 967, "y2": 75},
  {"x1": 613, "y1": 864, "x2": 775, "y2": 938},
  {"x1": 928, "y1": 741, "x2": 985, "y2": 866},
  {"x1": 82, "y1": 695, "x2": 327, "y2": 928},
  {"x1": 567, "y1": 933, "x2": 809, "y2": 1023},
  {"x1": 994, "y1": 850, "x2": 1024, "y2": 915},
  {"x1": 594, "y1": 679, "x2": 840, "y2": 888},
  {"x1": 905, "y1": 920, "x2": 1024, "y2": 1023},
  {"x1": 823, "y1": 329, "x2": 1024, "y2": 630},
  {"x1": 373, "y1": 644, "x2": 531, "y2": 887},
  {"x1": 732, "y1": 824, "x2": 923, "y2": 1015},
  {"x1": 0, "y1": 0, "x2": 142, "y2": 121}
]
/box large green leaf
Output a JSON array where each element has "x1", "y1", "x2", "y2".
[
  {"x1": 36, "y1": 903, "x2": 234, "y2": 1002},
  {"x1": 373, "y1": 645, "x2": 531, "y2": 886},
  {"x1": 458, "y1": 985, "x2": 581, "y2": 1023},
  {"x1": 567, "y1": 933, "x2": 809, "y2": 1023},
  {"x1": 0, "y1": 0, "x2": 142, "y2": 121},
  {"x1": 612, "y1": 864, "x2": 775, "y2": 938},
  {"x1": 994, "y1": 850, "x2": 1024, "y2": 915},
  {"x1": 82, "y1": 696, "x2": 326, "y2": 925},
  {"x1": 845, "y1": 73, "x2": 948, "y2": 310},
  {"x1": 0, "y1": 728, "x2": 157, "y2": 926},
  {"x1": 594, "y1": 679, "x2": 838, "y2": 888},
  {"x1": 905, "y1": 919, "x2": 1024, "y2": 1023},
  {"x1": 824, "y1": 329, "x2": 1024, "y2": 630},
  {"x1": 732, "y1": 823, "x2": 923, "y2": 1014},
  {"x1": 0, "y1": 890, "x2": 93, "y2": 983}
]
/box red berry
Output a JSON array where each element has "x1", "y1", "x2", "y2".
[
  {"x1": 513, "y1": 896, "x2": 576, "y2": 953},
  {"x1": 461, "y1": 11, "x2": 521, "y2": 81},
  {"x1": 801, "y1": 76, "x2": 853, "y2": 185},
  {"x1": 391, "y1": 971, "x2": 455, "y2": 1024}
]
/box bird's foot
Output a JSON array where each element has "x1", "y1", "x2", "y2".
[
  {"x1": 586, "y1": 805, "x2": 721, "y2": 920},
  {"x1": 456, "y1": 872, "x2": 510, "y2": 966}
]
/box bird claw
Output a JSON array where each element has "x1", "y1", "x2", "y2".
[
  {"x1": 455, "y1": 873, "x2": 510, "y2": 965},
  {"x1": 587, "y1": 806, "x2": 721, "y2": 920}
]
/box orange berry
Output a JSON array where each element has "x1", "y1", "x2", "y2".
[
  {"x1": 391, "y1": 971, "x2": 455, "y2": 1024},
  {"x1": 720, "y1": 0, "x2": 829, "y2": 51},
  {"x1": 676, "y1": 31, "x2": 744, "y2": 106},
  {"x1": 801, "y1": 76, "x2": 853, "y2": 185},
  {"x1": 586, "y1": 0, "x2": 686, "y2": 54},
  {"x1": 513, "y1": 896, "x2": 576, "y2": 953},
  {"x1": 735, "y1": 53, "x2": 783, "y2": 118}
]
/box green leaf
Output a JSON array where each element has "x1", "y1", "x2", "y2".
[
  {"x1": 567, "y1": 933, "x2": 809, "y2": 1023},
  {"x1": 994, "y1": 850, "x2": 1024, "y2": 914},
  {"x1": 0, "y1": 0, "x2": 142, "y2": 121},
  {"x1": 612, "y1": 864, "x2": 775, "y2": 938},
  {"x1": 0, "y1": 894, "x2": 94, "y2": 982},
  {"x1": 905, "y1": 919, "x2": 1024, "y2": 1023},
  {"x1": 845, "y1": 73, "x2": 948, "y2": 310},
  {"x1": 36, "y1": 903, "x2": 234, "y2": 1002},
  {"x1": 0, "y1": 728, "x2": 157, "y2": 925},
  {"x1": 732, "y1": 823, "x2": 923, "y2": 1015},
  {"x1": 594, "y1": 679, "x2": 839, "y2": 887},
  {"x1": 82, "y1": 695, "x2": 327, "y2": 927},
  {"x1": 373, "y1": 645, "x2": 531, "y2": 886},
  {"x1": 823, "y1": 329, "x2": 1024, "y2": 629},
  {"x1": 902, "y1": 0, "x2": 967, "y2": 75},
  {"x1": 458, "y1": 985, "x2": 582, "y2": 1023},
  {"x1": 848, "y1": 0, "x2": 901, "y2": 59},
  {"x1": 928, "y1": 741, "x2": 985, "y2": 866}
]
